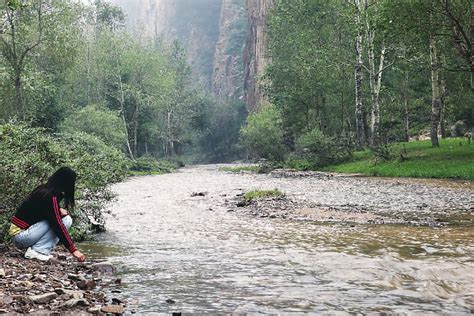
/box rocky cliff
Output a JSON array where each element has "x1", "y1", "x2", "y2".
[
  {"x1": 108, "y1": 0, "x2": 175, "y2": 39},
  {"x1": 109, "y1": 0, "x2": 222, "y2": 89},
  {"x1": 212, "y1": 0, "x2": 246, "y2": 102},
  {"x1": 243, "y1": 0, "x2": 275, "y2": 112}
]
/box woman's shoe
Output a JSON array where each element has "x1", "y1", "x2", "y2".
[{"x1": 24, "y1": 247, "x2": 51, "y2": 262}]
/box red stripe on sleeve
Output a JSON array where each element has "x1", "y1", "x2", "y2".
[{"x1": 52, "y1": 196, "x2": 75, "y2": 251}]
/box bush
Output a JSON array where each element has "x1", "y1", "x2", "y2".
[
  {"x1": 0, "y1": 123, "x2": 128, "y2": 242},
  {"x1": 60, "y1": 105, "x2": 128, "y2": 151},
  {"x1": 240, "y1": 104, "x2": 287, "y2": 162},
  {"x1": 295, "y1": 128, "x2": 351, "y2": 168},
  {"x1": 127, "y1": 156, "x2": 178, "y2": 174}
]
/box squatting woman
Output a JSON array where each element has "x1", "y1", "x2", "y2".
[{"x1": 9, "y1": 167, "x2": 86, "y2": 262}]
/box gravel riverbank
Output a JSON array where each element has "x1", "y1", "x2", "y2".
[
  {"x1": 219, "y1": 169, "x2": 474, "y2": 226},
  {"x1": 0, "y1": 245, "x2": 125, "y2": 315}
]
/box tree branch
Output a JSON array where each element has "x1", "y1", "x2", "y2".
[{"x1": 19, "y1": 0, "x2": 43, "y2": 66}]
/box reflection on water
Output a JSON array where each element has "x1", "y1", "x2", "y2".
[{"x1": 81, "y1": 165, "x2": 474, "y2": 314}]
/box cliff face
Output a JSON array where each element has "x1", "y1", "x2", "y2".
[
  {"x1": 109, "y1": 0, "x2": 222, "y2": 89},
  {"x1": 243, "y1": 0, "x2": 275, "y2": 112},
  {"x1": 212, "y1": 0, "x2": 246, "y2": 102},
  {"x1": 108, "y1": 0, "x2": 175, "y2": 39}
]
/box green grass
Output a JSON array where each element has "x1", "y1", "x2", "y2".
[
  {"x1": 244, "y1": 189, "x2": 283, "y2": 201},
  {"x1": 220, "y1": 165, "x2": 259, "y2": 173},
  {"x1": 322, "y1": 138, "x2": 474, "y2": 180},
  {"x1": 128, "y1": 170, "x2": 168, "y2": 176}
]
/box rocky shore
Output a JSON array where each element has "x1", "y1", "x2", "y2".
[
  {"x1": 221, "y1": 169, "x2": 473, "y2": 226},
  {"x1": 0, "y1": 245, "x2": 125, "y2": 315}
]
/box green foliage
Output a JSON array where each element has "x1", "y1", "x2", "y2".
[
  {"x1": 60, "y1": 105, "x2": 127, "y2": 150},
  {"x1": 370, "y1": 144, "x2": 394, "y2": 163},
  {"x1": 323, "y1": 138, "x2": 474, "y2": 180},
  {"x1": 295, "y1": 128, "x2": 351, "y2": 167},
  {"x1": 219, "y1": 165, "x2": 259, "y2": 173},
  {"x1": 243, "y1": 189, "x2": 283, "y2": 202},
  {"x1": 240, "y1": 104, "x2": 287, "y2": 162},
  {"x1": 0, "y1": 123, "x2": 128, "y2": 242},
  {"x1": 127, "y1": 156, "x2": 177, "y2": 175}
]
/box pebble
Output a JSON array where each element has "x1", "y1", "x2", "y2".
[
  {"x1": 1, "y1": 246, "x2": 124, "y2": 314},
  {"x1": 30, "y1": 292, "x2": 58, "y2": 304},
  {"x1": 101, "y1": 304, "x2": 124, "y2": 314},
  {"x1": 62, "y1": 298, "x2": 90, "y2": 308},
  {"x1": 76, "y1": 280, "x2": 96, "y2": 290},
  {"x1": 91, "y1": 262, "x2": 116, "y2": 275},
  {"x1": 0, "y1": 269, "x2": 5, "y2": 278}
]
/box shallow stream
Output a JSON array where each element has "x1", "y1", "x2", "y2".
[{"x1": 81, "y1": 165, "x2": 474, "y2": 314}]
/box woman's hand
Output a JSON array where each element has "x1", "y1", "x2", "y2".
[
  {"x1": 72, "y1": 250, "x2": 86, "y2": 262},
  {"x1": 60, "y1": 208, "x2": 68, "y2": 217}
]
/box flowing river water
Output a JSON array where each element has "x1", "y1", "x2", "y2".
[{"x1": 81, "y1": 165, "x2": 474, "y2": 314}]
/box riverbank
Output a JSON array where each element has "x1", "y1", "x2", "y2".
[
  {"x1": 215, "y1": 165, "x2": 474, "y2": 228},
  {"x1": 0, "y1": 245, "x2": 124, "y2": 314},
  {"x1": 322, "y1": 138, "x2": 474, "y2": 180}
]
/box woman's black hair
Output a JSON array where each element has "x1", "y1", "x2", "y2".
[{"x1": 30, "y1": 167, "x2": 77, "y2": 209}]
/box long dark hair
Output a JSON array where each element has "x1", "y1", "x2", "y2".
[{"x1": 30, "y1": 167, "x2": 77, "y2": 209}]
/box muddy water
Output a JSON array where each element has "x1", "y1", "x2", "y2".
[{"x1": 82, "y1": 165, "x2": 474, "y2": 314}]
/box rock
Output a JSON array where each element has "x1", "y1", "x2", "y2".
[
  {"x1": 101, "y1": 305, "x2": 124, "y2": 314},
  {"x1": 62, "y1": 298, "x2": 90, "y2": 308},
  {"x1": 76, "y1": 280, "x2": 96, "y2": 291},
  {"x1": 48, "y1": 258, "x2": 61, "y2": 265},
  {"x1": 67, "y1": 274, "x2": 85, "y2": 282},
  {"x1": 29, "y1": 292, "x2": 58, "y2": 304},
  {"x1": 165, "y1": 298, "x2": 176, "y2": 304},
  {"x1": 54, "y1": 289, "x2": 84, "y2": 299},
  {"x1": 111, "y1": 297, "x2": 122, "y2": 304},
  {"x1": 0, "y1": 296, "x2": 13, "y2": 305},
  {"x1": 0, "y1": 309, "x2": 6, "y2": 314},
  {"x1": 114, "y1": 278, "x2": 122, "y2": 285},
  {"x1": 13, "y1": 295, "x2": 33, "y2": 304},
  {"x1": 237, "y1": 201, "x2": 249, "y2": 207},
  {"x1": 87, "y1": 306, "x2": 102, "y2": 314},
  {"x1": 191, "y1": 192, "x2": 207, "y2": 197},
  {"x1": 0, "y1": 269, "x2": 5, "y2": 278},
  {"x1": 20, "y1": 281, "x2": 35, "y2": 289},
  {"x1": 91, "y1": 262, "x2": 116, "y2": 275}
]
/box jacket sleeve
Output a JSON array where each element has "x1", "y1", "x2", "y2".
[{"x1": 44, "y1": 195, "x2": 77, "y2": 253}]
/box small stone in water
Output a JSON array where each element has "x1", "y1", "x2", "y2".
[
  {"x1": 91, "y1": 262, "x2": 116, "y2": 275},
  {"x1": 76, "y1": 280, "x2": 96, "y2": 290},
  {"x1": 165, "y1": 298, "x2": 176, "y2": 304}
]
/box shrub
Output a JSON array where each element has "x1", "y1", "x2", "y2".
[
  {"x1": 240, "y1": 104, "x2": 287, "y2": 162},
  {"x1": 243, "y1": 189, "x2": 283, "y2": 201},
  {"x1": 295, "y1": 128, "x2": 351, "y2": 168},
  {"x1": 0, "y1": 123, "x2": 128, "y2": 242},
  {"x1": 127, "y1": 156, "x2": 178, "y2": 174},
  {"x1": 60, "y1": 105, "x2": 128, "y2": 151}
]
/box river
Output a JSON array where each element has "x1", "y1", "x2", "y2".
[{"x1": 81, "y1": 165, "x2": 474, "y2": 314}]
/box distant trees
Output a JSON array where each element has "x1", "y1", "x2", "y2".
[
  {"x1": 263, "y1": 0, "x2": 472, "y2": 154},
  {"x1": 0, "y1": 0, "x2": 244, "y2": 163}
]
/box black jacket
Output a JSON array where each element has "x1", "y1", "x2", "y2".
[{"x1": 12, "y1": 189, "x2": 77, "y2": 253}]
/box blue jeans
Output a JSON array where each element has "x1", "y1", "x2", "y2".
[{"x1": 12, "y1": 215, "x2": 73, "y2": 256}]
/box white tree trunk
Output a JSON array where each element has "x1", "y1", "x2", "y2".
[
  {"x1": 365, "y1": 13, "x2": 386, "y2": 147},
  {"x1": 429, "y1": 34, "x2": 441, "y2": 148},
  {"x1": 354, "y1": 0, "x2": 366, "y2": 148}
]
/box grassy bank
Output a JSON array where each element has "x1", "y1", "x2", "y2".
[{"x1": 322, "y1": 138, "x2": 473, "y2": 180}]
